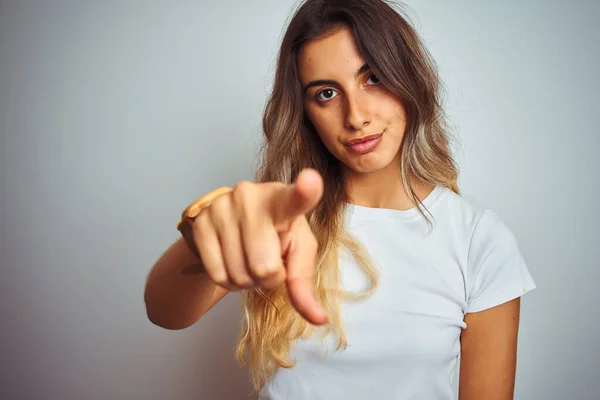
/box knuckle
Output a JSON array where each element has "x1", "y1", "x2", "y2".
[
  {"x1": 210, "y1": 271, "x2": 229, "y2": 286},
  {"x1": 208, "y1": 197, "x2": 232, "y2": 225},
  {"x1": 209, "y1": 193, "x2": 230, "y2": 213},
  {"x1": 193, "y1": 210, "x2": 210, "y2": 231},
  {"x1": 251, "y1": 260, "x2": 282, "y2": 279},
  {"x1": 233, "y1": 180, "x2": 254, "y2": 199},
  {"x1": 233, "y1": 181, "x2": 260, "y2": 217}
]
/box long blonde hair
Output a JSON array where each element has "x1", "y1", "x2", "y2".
[{"x1": 235, "y1": 0, "x2": 460, "y2": 391}]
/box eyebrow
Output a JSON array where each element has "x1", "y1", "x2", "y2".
[{"x1": 302, "y1": 63, "x2": 371, "y2": 93}]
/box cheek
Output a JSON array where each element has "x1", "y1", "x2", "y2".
[
  {"x1": 377, "y1": 94, "x2": 406, "y2": 122},
  {"x1": 378, "y1": 101, "x2": 408, "y2": 139},
  {"x1": 395, "y1": 103, "x2": 408, "y2": 125},
  {"x1": 305, "y1": 106, "x2": 340, "y2": 144}
]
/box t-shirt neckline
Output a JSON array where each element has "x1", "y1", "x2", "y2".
[{"x1": 344, "y1": 185, "x2": 445, "y2": 221}]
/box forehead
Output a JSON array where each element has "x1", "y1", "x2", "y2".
[{"x1": 297, "y1": 26, "x2": 366, "y2": 84}]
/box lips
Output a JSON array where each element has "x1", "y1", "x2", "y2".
[
  {"x1": 346, "y1": 133, "x2": 383, "y2": 154},
  {"x1": 345, "y1": 133, "x2": 383, "y2": 146}
]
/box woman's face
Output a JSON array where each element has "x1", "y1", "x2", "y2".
[{"x1": 298, "y1": 26, "x2": 408, "y2": 176}]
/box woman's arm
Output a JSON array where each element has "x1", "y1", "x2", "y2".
[
  {"x1": 459, "y1": 297, "x2": 521, "y2": 400},
  {"x1": 144, "y1": 237, "x2": 230, "y2": 330}
]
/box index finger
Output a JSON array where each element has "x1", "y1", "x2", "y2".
[{"x1": 284, "y1": 219, "x2": 328, "y2": 325}]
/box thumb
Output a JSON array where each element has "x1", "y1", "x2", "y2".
[{"x1": 270, "y1": 169, "x2": 324, "y2": 228}]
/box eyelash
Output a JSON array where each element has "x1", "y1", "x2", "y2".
[{"x1": 315, "y1": 74, "x2": 381, "y2": 103}]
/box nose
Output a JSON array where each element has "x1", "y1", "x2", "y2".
[{"x1": 344, "y1": 90, "x2": 372, "y2": 131}]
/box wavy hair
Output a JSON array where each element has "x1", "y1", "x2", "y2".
[{"x1": 235, "y1": 0, "x2": 460, "y2": 392}]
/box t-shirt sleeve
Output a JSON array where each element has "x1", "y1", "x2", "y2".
[{"x1": 466, "y1": 209, "x2": 536, "y2": 313}]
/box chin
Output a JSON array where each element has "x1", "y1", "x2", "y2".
[{"x1": 344, "y1": 155, "x2": 398, "y2": 175}]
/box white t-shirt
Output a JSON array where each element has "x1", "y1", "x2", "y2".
[{"x1": 259, "y1": 186, "x2": 536, "y2": 400}]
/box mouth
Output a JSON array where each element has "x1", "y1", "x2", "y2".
[
  {"x1": 345, "y1": 131, "x2": 384, "y2": 154},
  {"x1": 345, "y1": 132, "x2": 383, "y2": 146}
]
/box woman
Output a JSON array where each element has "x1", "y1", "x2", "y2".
[{"x1": 144, "y1": 0, "x2": 536, "y2": 399}]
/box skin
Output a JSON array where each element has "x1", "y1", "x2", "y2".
[{"x1": 298, "y1": 26, "x2": 521, "y2": 399}]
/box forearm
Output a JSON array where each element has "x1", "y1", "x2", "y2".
[{"x1": 144, "y1": 237, "x2": 229, "y2": 330}]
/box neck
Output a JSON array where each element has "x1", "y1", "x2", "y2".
[{"x1": 342, "y1": 160, "x2": 434, "y2": 210}]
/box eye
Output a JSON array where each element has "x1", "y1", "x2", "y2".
[
  {"x1": 316, "y1": 88, "x2": 338, "y2": 102},
  {"x1": 366, "y1": 74, "x2": 381, "y2": 85}
]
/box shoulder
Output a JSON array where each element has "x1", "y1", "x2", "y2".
[
  {"x1": 431, "y1": 188, "x2": 522, "y2": 260},
  {"x1": 430, "y1": 186, "x2": 489, "y2": 236},
  {"x1": 429, "y1": 187, "x2": 536, "y2": 312},
  {"x1": 470, "y1": 208, "x2": 518, "y2": 248},
  {"x1": 446, "y1": 198, "x2": 537, "y2": 312}
]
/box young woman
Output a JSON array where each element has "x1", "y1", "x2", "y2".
[{"x1": 144, "y1": 0, "x2": 536, "y2": 399}]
